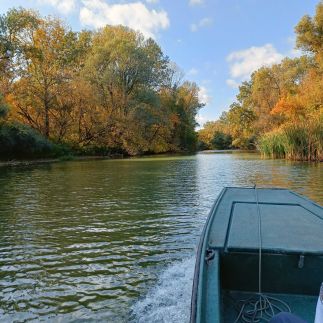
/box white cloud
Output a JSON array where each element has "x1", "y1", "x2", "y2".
[
  {"x1": 187, "y1": 68, "x2": 198, "y2": 76},
  {"x1": 80, "y1": 0, "x2": 170, "y2": 39},
  {"x1": 190, "y1": 17, "x2": 212, "y2": 32},
  {"x1": 198, "y1": 86, "x2": 212, "y2": 105},
  {"x1": 286, "y1": 36, "x2": 302, "y2": 58},
  {"x1": 195, "y1": 114, "x2": 207, "y2": 128},
  {"x1": 189, "y1": 0, "x2": 204, "y2": 6},
  {"x1": 146, "y1": 0, "x2": 159, "y2": 3},
  {"x1": 38, "y1": 0, "x2": 76, "y2": 13},
  {"x1": 226, "y1": 79, "x2": 239, "y2": 88},
  {"x1": 227, "y1": 43, "x2": 284, "y2": 80},
  {"x1": 289, "y1": 48, "x2": 302, "y2": 58}
]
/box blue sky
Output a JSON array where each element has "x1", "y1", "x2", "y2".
[{"x1": 0, "y1": 0, "x2": 319, "y2": 126}]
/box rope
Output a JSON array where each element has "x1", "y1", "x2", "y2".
[
  {"x1": 234, "y1": 185, "x2": 291, "y2": 323},
  {"x1": 255, "y1": 186, "x2": 262, "y2": 295}
]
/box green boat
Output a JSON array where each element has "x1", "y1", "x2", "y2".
[{"x1": 191, "y1": 187, "x2": 323, "y2": 323}]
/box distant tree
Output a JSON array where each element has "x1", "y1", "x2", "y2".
[
  {"x1": 172, "y1": 82, "x2": 203, "y2": 151},
  {"x1": 198, "y1": 120, "x2": 225, "y2": 149},
  {"x1": 195, "y1": 2, "x2": 323, "y2": 160},
  {"x1": 211, "y1": 131, "x2": 232, "y2": 150}
]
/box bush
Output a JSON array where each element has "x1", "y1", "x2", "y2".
[
  {"x1": 197, "y1": 140, "x2": 209, "y2": 151},
  {"x1": 231, "y1": 136, "x2": 256, "y2": 150},
  {"x1": 211, "y1": 131, "x2": 232, "y2": 150},
  {"x1": 0, "y1": 122, "x2": 66, "y2": 160},
  {"x1": 74, "y1": 145, "x2": 120, "y2": 156}
]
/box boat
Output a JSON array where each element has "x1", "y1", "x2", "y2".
[{"x1": 190, "y1": 187, "x2": 323, "y2": 323}]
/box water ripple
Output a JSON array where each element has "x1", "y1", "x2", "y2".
[{"x1": 0, "y1": 153, "x2": 322, "y2": 322}]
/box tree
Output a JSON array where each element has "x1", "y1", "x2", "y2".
[
  {"x1": 171, "y1": 82, "x2": 203, "y2": 150},
  {"x1": 295, "y1": 2, "x2": 323, "y2": 54},
  {"x1": 198, "y1": 2, "x2": 322, "y2": 160},
  {"x1": 12, "y1": 16, "x2": 78, "y2": 138},
  {"x1": 81, "y1": 26, "x2": 169, "y2": 153},
  {"x1": 0, "y1": 94, "x2": 9, "y2": 119},
  {"x1": 0, "y1": 8, "x2": 205, "y2": 158},
  {"x1": 211, "y1": 131, "x2": 232, "y2": 150},
  {"x1": 224, "y1": 103, "x2": 256, "y2": 148},
  {"x1": 0, "y1": 8, "x2": 39, "y2": 95}
]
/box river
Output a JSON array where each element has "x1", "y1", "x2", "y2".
[{"x1": 0, "y1": 152, "x2": 322, "y2": 322}]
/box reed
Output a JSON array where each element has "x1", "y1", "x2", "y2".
[
  {"x1": 258, "y1": 130, "x2": 286, "y2": 159},
  {"x1": 258, "y1": 114, "x2": 323, "y2": 161}
]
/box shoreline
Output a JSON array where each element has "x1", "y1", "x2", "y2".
[
  {"x1": 3, "y1": 149, "x2": 318, "y2": 168},
  {"x1": 0, "y1": 152, "x2": 194, "y2": 167},
  {"x1": 0, "y1": 155, "x2": 123, "y2": 168}
]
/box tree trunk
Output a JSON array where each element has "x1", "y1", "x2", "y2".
[{"x1": 44, "y1": 89, "x2": 50, "y2": 138}]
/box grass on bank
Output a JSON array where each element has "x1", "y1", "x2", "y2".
[{"x1": 258, "y1": 117, "x2": 323, "y2": 161}]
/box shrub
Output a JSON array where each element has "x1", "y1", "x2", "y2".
[
  {"x1": 211, "y1": 131, "x2": 232, "y2": 150},
  {"x1": 0, "y1": 122, "x2": 60, "y2": 159}
]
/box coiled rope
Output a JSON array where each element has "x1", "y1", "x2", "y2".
[{"x1": 234, "y1": 186, "x2": 291, "y2": 323}]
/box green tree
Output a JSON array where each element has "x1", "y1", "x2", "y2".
[
  {"x1": 171, "y1": 82, "x2": 203, "y2": 151},
  {"x1": 211, "y1": 131, "x2": 232, "y2": 150}
]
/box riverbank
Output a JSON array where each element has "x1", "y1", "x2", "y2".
[
  {"x1": 0, "y1": 155, "x2": 125, "y2": 167},
  {"x1": 0, "y1": 149, "x2": 274, "y2": 168},
  {"x1": 0, "y1": 152, "x2": 196, "y2": 167},
  {"x1": 199, "y1": 149, "x2": 256, "y2": 154}
]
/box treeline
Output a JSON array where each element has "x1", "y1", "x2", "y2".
[
  {"x1": 0, "y1": 8, "x2": 203, "y2": 159},
  {"x1": 199, "y1": 2, "x2": 323, "y2": 161}
]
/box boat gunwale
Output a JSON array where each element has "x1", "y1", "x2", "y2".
[
  {"x1": 190, "y1": 187, "x2": 227, "y2": 323},
  {"x1": 222, "y1": 247, "x2": 323, "y2": 256}
]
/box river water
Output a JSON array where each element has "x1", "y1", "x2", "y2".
[{"x1": 0, "y1": 152, "x2": 322, "y2": 322}]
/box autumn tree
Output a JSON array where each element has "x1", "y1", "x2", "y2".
[
  {"x1": 82, "y1": 26, "x2": 181, "y2": 154},
  {"x1": 0, "y1": 8, "x2": 204, "y2": 159},
  {"x1": 11, "y1": 16, "x2": 78, "y2": 138},
  {"x1": 295, "y1": 1, "x2": 323, "y2": 66}
]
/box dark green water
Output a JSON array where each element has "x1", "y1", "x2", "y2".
[{"x1": 0, "y1": 152, "x2": 322, "y2": 322}]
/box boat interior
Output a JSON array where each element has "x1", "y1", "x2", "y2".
[
  {"x1": 216, "y1": 192, "x2": 323, "y2": 322},
  {"x1": 220, "y1": 251, "x2": 322, "y2": 322}
]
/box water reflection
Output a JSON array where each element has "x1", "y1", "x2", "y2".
[{"x1": 0, "y1": 152, "x2": 322, "y2": 322}]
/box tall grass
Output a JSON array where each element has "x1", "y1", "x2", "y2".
[
  {"x1": 258, "y1": 130, "x2": 286, "y2": 159},
  {"x1": 258, "y1": 115, "x2": 323, "y2": 161}
]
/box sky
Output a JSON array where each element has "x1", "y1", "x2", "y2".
[{"x1": 0, "y1": 0, "x2": 319, "y2": 127}]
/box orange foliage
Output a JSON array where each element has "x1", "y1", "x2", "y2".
[
  {"x1": 169, "y1": 113, "x2": 180, "y2": 125},
  {"x1": 271, "y1": 96, "x2": 304, "y2": 120}
]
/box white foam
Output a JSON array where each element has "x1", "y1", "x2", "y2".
[{"x1": 132, "y1": 256, "x2": 196, "y2": 323}]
